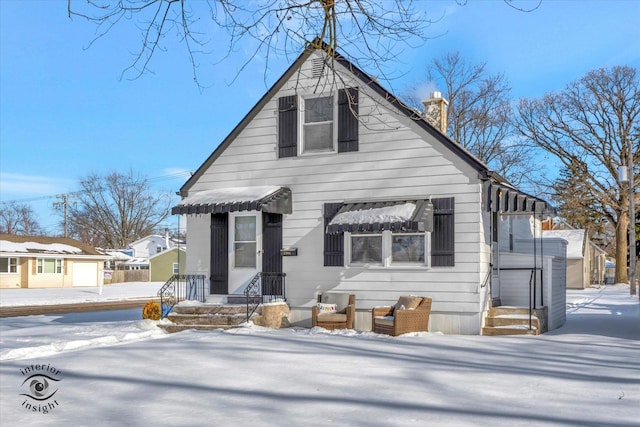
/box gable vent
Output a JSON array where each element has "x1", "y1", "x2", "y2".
[{"x1": 311, "y1": 58, "x2": 325, "y2": 78}]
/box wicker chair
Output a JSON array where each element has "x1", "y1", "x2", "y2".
[
  {"x1": 312, "y1": 292, "x2": 356, "y2": 330},
  {"x1": 371, "y1": 296, "x2": 432, "y2": 336}
]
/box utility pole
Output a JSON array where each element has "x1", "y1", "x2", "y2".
[{"x1": 53, "y1": 194, "x2": 72, "y2": 238}]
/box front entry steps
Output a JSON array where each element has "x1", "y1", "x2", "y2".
[
  {"x1": 158, "y1": 304, "x2": 249, "y2": 333},
  {"x1": 482, "y1": 306, "x2": 548, "y2": 336}
]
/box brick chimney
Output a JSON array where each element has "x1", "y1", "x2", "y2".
[{"x1": 422, "y1": 91, "x2": 449, "y2": 135}]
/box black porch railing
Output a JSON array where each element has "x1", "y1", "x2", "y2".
[
  {"x1": 244, "y1": 272, "x2": 286, "y2": 321},
  {"x1": 158, "y1": 274, "x2": 207, "y2": 318}
]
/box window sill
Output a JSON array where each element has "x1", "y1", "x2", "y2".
[{"x1": 346, "y1": 265, "x2": 431, "y2": 270}]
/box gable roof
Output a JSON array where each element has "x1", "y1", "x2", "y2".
[
  {"x1": 178, "y1": 43, "x2": 491, "y2": 196},
  {"x1": 0, "y1": 234, "x2": 105, "y2": 257},
  {"x1": 148, "y1": 246, "x2": 186, "y2": 261}
]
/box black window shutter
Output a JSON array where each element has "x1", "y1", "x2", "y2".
[
  {"x1": 338, "y1": 87, "x2": 359, "y2": 153},
  {"x1": 323, "y1": 203, "x2": 344, "y2": 266},
  {"x1": 431, "y1": 197, "x2": 455, "y2": 267},
  {"x1": 278, "y1": 95, "x2": 297, "y2": 158}
]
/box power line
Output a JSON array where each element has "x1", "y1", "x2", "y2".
[{"x1": 0, "y1": 171, "x2": 192, "y2": 205}]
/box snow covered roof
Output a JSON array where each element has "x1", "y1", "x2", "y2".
[
  {"x1": 543, "y1": 229, "x2": 585, "y2": 259},
  {"x1": 123, "y1": 257, "x2": 149, "y2": 266},
  {"x1": 327, "y1": 200, "x2": 433, "y2": 233},
  {"x1": 104, "y1": 250, "x2": 134, "y2": 260},
  {"x1": 0, "y1": 234, "x2": 105, "y2": 257},
  {"x1": 148, "y1": 246, "x2": 186, "y2": 260},
  {"x1": 332, "y1": 203, "x2": 415, "y2": 225},
  {"x1": 172, "y1": 186, "x2": 292, "y2": 215}
]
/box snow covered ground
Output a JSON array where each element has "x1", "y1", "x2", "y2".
[
  {"x1": 1, "y1": 284, "x2": 638, "y2": 426},
  {"x1": 0, "y1": 282, "x2": 162, "y2": 307}
]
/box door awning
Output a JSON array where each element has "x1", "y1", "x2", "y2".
[
  {"x1": 327, "y1": 199, "x2": 433, "y2": 234},
  {"x1": 172, "y1": 186, "x2": 292, "y2": 215}
]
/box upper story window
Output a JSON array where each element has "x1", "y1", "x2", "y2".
[
  {"x1": 37, "y1": 258, "x2": 62, "y2": 274},
  {"x1": 172, "y1": 263, "x2": 180, "y2": 274},
  {"x1": 303, "y1": 96, "x2": 335, "y2": 153},
  {"x1": 0, "y1": 257, "x2": 17, "y2": 273},
  {"x1": 278, "y1": 87, "x2": 359, "y2": 158}
]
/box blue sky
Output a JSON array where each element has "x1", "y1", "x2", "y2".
[{"x1": 1, "y1": 0, "x2": 639, "y2": 235}]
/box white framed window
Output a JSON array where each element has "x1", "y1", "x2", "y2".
[
  {"x1": 234, "y1": 215, "x2": 257, "y2": 268},
  {"x1": 37, "y1": 258, "x2": 62, "y2": 274},
  {"x1": 172, "y1": 263, "x2": 180, "y2": 274},
  {"x1": 301, "y1": 95, "x2": 335, "y2": 154},
  {"x1": 347, "y1": 231, "x2": 430, "y2": 268},
  {"x1": 0, "y1": 257, "x2": 17, "y2": 273}
]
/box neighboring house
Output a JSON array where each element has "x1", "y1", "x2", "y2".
[
  {"x1": 171, "y1": 44, "x2": 560, "y2": 334},
  {"x1": 127, "y1": 231, "x2": 178, "y2": 259},
  {"x1": 149, "y1": 247, "x2": 186, "y2": 282},
  {"x1": 103, "y1": 249, "x2": 134, "y2": 270},
  {"x1": 0, "y1": 234, "x2": 109, "y2": 289},
  {"x1": 543, "y1": 228, "x2": 607, "y2": 289}
]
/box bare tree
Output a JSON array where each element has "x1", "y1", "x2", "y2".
[
  {"x1": 0, "y1": 202, "x2": 42, "y2": 236},
  {"x1": 67, "y1": 0, "x2": 434, "y2": 89},
  {"x1": 514, "y1": 66, "x2": 640, "y2": 284},
  {"x1": 68, "y1": 171, "x2": 173, "y2": 248},
  {"x1": 0, "y1": 202, "x2": 43, "y2": 236},
  {"x1": 406, "y1": 52, "x2": 538, "y2": 187}
]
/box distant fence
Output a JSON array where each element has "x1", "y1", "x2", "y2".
[{"x1": 106, "y1": 270, "x2": 149, "y2": 284}]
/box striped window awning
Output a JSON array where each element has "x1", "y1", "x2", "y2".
[
  {"x1": 487, "y1": 183, "x2": 553, "y2": 214},
  {"x1": 172, "y1": 186, "x2": 292, "y2": 215},
  {"x1": 327, "y1": 199, "x2": 433, "y2": 234}
]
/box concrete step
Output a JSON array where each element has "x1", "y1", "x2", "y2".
[
  {"x1": 489, "y1": 306, "x2": 536, "y2": 316},
  {"x1": 482, "y1": 325, "x2": 539, "y2": 336},
  {"x1": 158, "y1": 324, "x2": 241, "y2": 333},
  {"x1": 166, "y1": 312, "x2": 247, "y2": 326},
  {"x1": 171, "y1": 303, "x2": 246, "y2": 315},
  {"x1": 484, "y1": 305, "x2": 546, "y2": 336},
  {"x1": 485, "y1": 314, "x2": 540, "y2": 328}
]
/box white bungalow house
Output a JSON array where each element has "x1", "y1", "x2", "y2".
[
  {"x1": 0, "y1": 234, "x2": 109, "y2": 289},
  {"x1": 172, "y1": 44, "x2": 560, "y2": 334}
]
